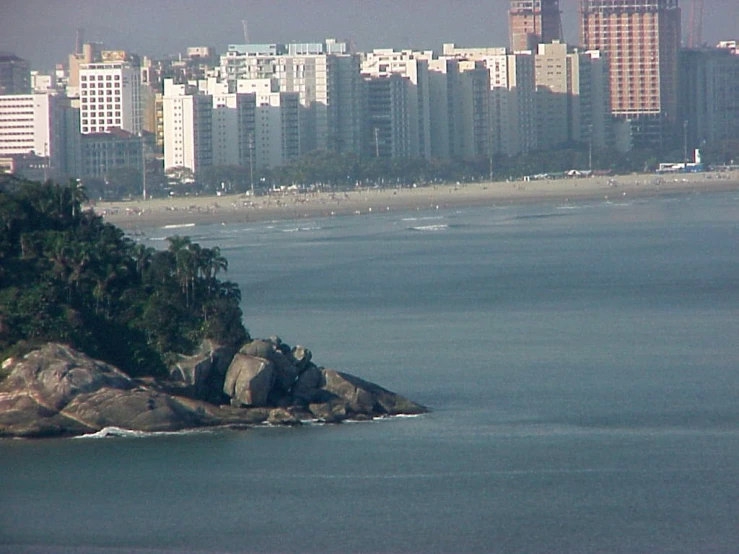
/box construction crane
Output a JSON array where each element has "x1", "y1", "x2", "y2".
[
  {"x1": 242, "y1": 19, "x2": 250, "y2": 44},
  {"x1": 687, "y1": 0, "x2": 704, "y2": 48}
]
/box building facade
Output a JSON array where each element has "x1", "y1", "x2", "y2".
[
  {"x1": 0, "y1": 53, "x2": 31, "y2": 95},
  {"x1": 534, "y1": 40, "x2": 612, "y2": 150},
  {"x1": 79, "y1": 61, "x2": 142, "y2": 135},
  {"x1": 580, "y1": 0, "x2": 681, "y2": 149},
  {"x1": 362, "y1": 74, "x2": 411, "y2": 159},
  {"x1": 162, "y1": 80, "x2": 213, "y2": 173},
  {"x1": 361, "y1": 49, "x2": 432, "y2": 159},
  {"x1": 679, "y1": 45, "x2": 739, "y2": 152},
  {"x1": 221, "y1": 40, "x2": 361, "y2": 155},
  {"x1": 443, "y1": 45, "x2": 538, "y2": 156},
  {"x1": 80, "y1": 128, "x2": 142, "y2": 178},
  {"x1": 509, "y1": 0, "x2": 563, "y2": 52}
]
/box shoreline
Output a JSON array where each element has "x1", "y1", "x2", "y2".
[{"x1": 93, "y1": 171, "x2": 739, "y2": 230}]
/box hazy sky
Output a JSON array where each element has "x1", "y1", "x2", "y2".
[{"x1": 2, "y1": 0, "x2": 738, "y2": 71}]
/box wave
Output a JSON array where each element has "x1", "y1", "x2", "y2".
[
  {"x1": 161, "y1": 223, "x2": 196, "y2": 229},
  {"x1": 401, "y1": 215, "x2": 446, "y2": 222},
  {"x1": 513, "y1": 212, "x2": 569, "y2": 221},
  {"x1": 408, "y1": 224, "x2": 449, "y2": 232},
  {"x1": 73, "y1": 426, "x2": 212, "y2": 439},
  {"x1": 281, "y1": 225, "x2": 322, "y2": 233}
]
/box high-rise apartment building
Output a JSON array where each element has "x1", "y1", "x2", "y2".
[
  {"x1": 221, "y1": 40, "x2": 361, "y2": 155},
  {"x1": 362, "y1": 74, "x2": 411, "y2": 159},
  {"x1": 79, "y1": 61, "x2": 142, "y2": 135},
  {"x1": 162, "y1": 80, "x2": 213, "y2": 173},
  {"x1": 679, "y1": 45, "x2": 739, "y2": 153},
  {"x1": 509, "y1": 1, "x2": 562, "y2": 52},
  {"x1": 0, "y1": 53, "x2": 31, "y2": 95},
  {"x1": 162, "y1": 78, "x2": 299, "y2": 174},
  {"x1": 0, "y1": 92, "x2": 80, "y2": 179},
  {"x1": 534, "y1": 41, "x2": 612, "y2": 150},
  {"x1": 427, "y1": 58, "x2": 491, "y2": 161},
  {"x1": 361, "y1": 49, "x2": 432, "y2": 159},
  {"x1": 200, "y1": 78, "x2": 256, "y2": 168},
  {"x1": 442, "y1": 44, "x2": 537, "y2": 156},
  {"x1": 580, "y1": 0, "x2": 681, "y2": 149}
]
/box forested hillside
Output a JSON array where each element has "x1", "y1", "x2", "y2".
[{"x1": 0, "y1": 176, "x2": 248, "y2": 377}]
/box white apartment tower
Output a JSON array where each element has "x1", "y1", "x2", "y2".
[
  {"x1": 443, "y1": 44, "x2": 537, "y2": 156},
  {"x1": 221, "y1": 40, "x2": 361, "y2": 155},
  {"x1": 79, "y1": 62, "x2": 141, "y2": 135},
  {"x1": 163, "y1": 78, "x2": 299, "y2": 174},
  {"x1": 162, "y1": 80, "x2": 212, "y2": 172},
  {"x1": 535, "y1": 41, "x2": 612, "y2": 150},
  {"x1": 361, "y1": 49, "x2": 432, "y2": 159},
  {"x1": 200, "y1": 78, "x2": 256, "y2": 168},
  {"x1": 236, "y1": 79, "x2": 300, "y2": 171},
  {"x1": 427, "y1": 58, "x2": 491, "y2": 161}
]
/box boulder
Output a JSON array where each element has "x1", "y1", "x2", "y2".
[
  {"x1": 0, "y1": 344, "x2": 222, "y2": 437},
  {"x1": 240, "y1": 339, "x2": 274, "y2": 359},
  {"x1": 270, "y1": 351, "x2": 299, "y2": 393},
  {"x1": 222, "y1": 354, "x2": 274, "y2": 407},
  {"x1": 308, "y1": 398, "x2": 349, "y2": 423},
  {"x1": 169, "y1": 343, "x2": 236, "y2": 404},
  {"x1": 292, "y1": 364, "x2": 323, "y2": 404},
  {"x1": 321, "y1": 369, "x2": 427, "y2": 417},
  {"x1": 290, "y1": 345, "x2": 312, "y2": 371}
]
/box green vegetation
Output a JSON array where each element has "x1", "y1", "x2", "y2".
[{"x1": 0, "y1": 175, "x2": 249, "y2": 377}]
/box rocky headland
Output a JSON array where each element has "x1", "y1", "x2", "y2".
[{"x1": 0, "y1": 338, "x2": 427, "y2": 438}]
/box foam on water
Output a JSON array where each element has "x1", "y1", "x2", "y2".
[
  {"x1": 73, "y1": 426, "x2": 213, "y2": 439},
  {"x1": 161, "y1": 223, "x2": 196, "y2": 229},
  {"x1": 408, "y1": 224, "x2": 449, "y2": 232}
]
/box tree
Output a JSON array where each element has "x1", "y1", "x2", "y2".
[{"x1": 0, "y1": 178, "x2": 249, "y2": 377}]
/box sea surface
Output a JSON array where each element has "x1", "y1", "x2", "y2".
[{"x1": 2, "y1": 190, "x2": 739, "y2": 554}]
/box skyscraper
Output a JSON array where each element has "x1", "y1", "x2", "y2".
[
  {"x1": 79, "y1": 60, "x2": 141, "y2": 135},
  {"x1": 509, "y1": 0, "x2": 562, "y2": 52},
  {"x1": 0, "y1": 53, "x2": 31, "y2": 95},
  {"x1": 580, "y1": 0, "x2": 681, "y2": 149}
]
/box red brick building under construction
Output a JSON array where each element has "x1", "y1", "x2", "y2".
[
  {"x1": 509, "y1": 0, "x2": 563, "y2": 52},
  {"x1": 580, "y1": 0, "x2": 681, "y2": 149}
]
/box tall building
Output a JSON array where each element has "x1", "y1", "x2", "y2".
[
  {"x1": 79, "y1": 61, "x2": 142, "y2": 135},
  {"x1": 0, "y1": 53, "x2": 31, "y2": 95},
  {"x1": 0, "y1": 92, "x2": 80, "y2": 179},
  {"x1": 162, "y1": 80, "x2": 213, "y2": 173},
  {"x1": 679, "y1": 44, "x2": 739, "y2": 153},
  {"x1": 580, "y1": 0, "x2": 681, "y2": 149},
  {"x1": 362, "y1": 74, "x2": 411, "y2": 159},
  {"x1": 443, "y1": 44, "x2": 537, "y2": 156},
  {"x1": 204, "y1": 79, "x2": 256, "y2": 168},
  {"x1": 221, "y1": 40, "x2": 361, "y2": 155},
  {"x1": 427, "y1": 58, "x2": 491, "y2": 161},
  {"x1": 509, "y1": 1, "x2": 563, "y2": 52},
  {"x1": 534, "y1": 41, "x2": 612, "y2": 150},
  {"x1": 361, "y1": 49, "x2": 432, "y2": 159},
  {"x1": 68, "y1": 42, "x2": 103, "y2": 91},
  {"x1": 162, "y1": 78, "x2": 299, "y2": 174}
]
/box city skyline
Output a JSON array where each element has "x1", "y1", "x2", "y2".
[{"x1": 1, "y1": 0, "x2": 738, "y2": 71}]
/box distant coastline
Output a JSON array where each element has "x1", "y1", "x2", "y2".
[{"x1": 95, "y1": 172, "x2": 739, "y2": 230}]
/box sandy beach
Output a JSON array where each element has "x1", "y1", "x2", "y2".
[{"x1": 94, "y1": 171, "x2": 739, "y2": 230}]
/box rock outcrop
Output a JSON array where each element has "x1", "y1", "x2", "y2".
[
  {"x1": 0, "y1": 339, "x2": 427, "y2": 438},
  {"x1": 0, "y1": 344, "x2": 221, "y2": 437},
  {"x1": 223, "y1": 354, "x2": 275, "y2": 407}
]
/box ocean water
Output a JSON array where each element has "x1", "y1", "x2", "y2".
[{"x1": 2, "y1": 191, "x2": 739, "y2": 554}]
